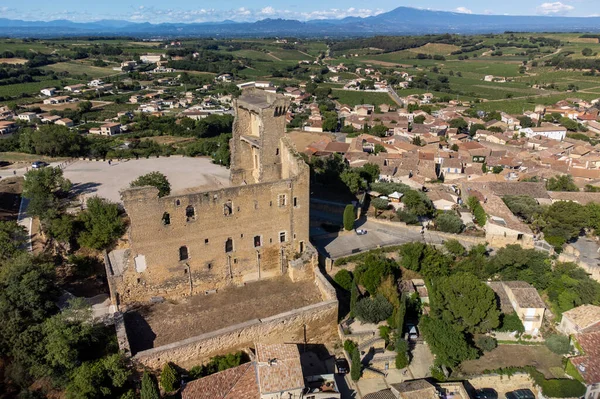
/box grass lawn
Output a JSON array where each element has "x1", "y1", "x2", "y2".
[
  {"x1": 0, "y1": 152, "x2": 70, "y2": 163},
  {"x1": 44, "y1": 62, "x2": 120, "y2": 78},
  {"x1": 331, "y1": 89, "x2": 397, "y2": 106},
  {"x1": 459, "y1": 344, "x2": 563, "y2": 378},
  {"x1": 0, "y1": 79, "x2": 79, "y2": 98}
]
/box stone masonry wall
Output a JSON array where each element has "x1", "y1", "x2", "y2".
[
  {"x1": 129, "y1": 267, "x2": 339, "y2": 370},
  {"x1": 116, "y1": 90, "x2": 310, "y2": 304}
]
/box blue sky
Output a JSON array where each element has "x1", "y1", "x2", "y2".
[{"x1": 0, "y1": 0, "x2": 596, "y2": 22}]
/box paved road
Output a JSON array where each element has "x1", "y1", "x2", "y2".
[{"x1": 312, "y1": 219, "x2": 482, "y2": 259}]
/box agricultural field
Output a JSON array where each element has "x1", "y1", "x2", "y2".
[
  {"x1": 330, "y1": 89, "x2": 397, "y2": 107},
  {"x1": 44, "y1": 61, "x2": 120, "y2": 78}
]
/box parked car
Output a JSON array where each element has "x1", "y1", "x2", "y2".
[
  {"x1": 355, "y1": 229, "x2": 367, "y2": 235},
  {"x1": 474, "y1": 388, "x2": 498, "y2": 399},
  {"x1": 335, "y1": 358, "x2": 349, "y2": 374},
  {"x1": 505, "y1": 389, "x2": 535, "y2": 399},
  {"x1": 31, "y1": 161, "x2": 48, "y2": 169}
]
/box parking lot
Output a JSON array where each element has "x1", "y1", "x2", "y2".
[{"x1": 62, "y1": 156, "x2": 230, "y2": 203}]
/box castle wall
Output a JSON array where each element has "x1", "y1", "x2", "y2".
[
  {"x1": 129, "y1": 266, "x2": 339, "y2": 370},
  {"x1": 117, "y1": 90, "x2": 309, "y2": 304}
]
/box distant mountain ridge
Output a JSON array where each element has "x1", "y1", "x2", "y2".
[{"x1": 1, "y1": 7, "x2": 600, "y2": 37}]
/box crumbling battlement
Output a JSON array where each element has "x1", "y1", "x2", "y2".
[{"x1": 115, "y1": 90, "x2": 310, "y2": 304}]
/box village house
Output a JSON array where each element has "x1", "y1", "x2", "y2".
[
  {"x1": 559, "y1": 305, "x2": 600, "y2": 335},
  {"x1": 40, "y1": 88, "x2": 56, "y2": 97},
  {"x1": 64, "y1": 84, "x2": 86, "y2": 93},
  {"x1": 503, "y1": 281, "x2": 545, "y2": 335},
  {"x1": 0, "y1": 120, "x2": 17, "y2": 135},
  {"x1": 55, "y1": 118, "x2": 74, "y2": 127},
  {"x1": 99, "y1": 122, "x2": 121, "y2": 136},
  {"x1": 43, "y1": 96, "x2": 72, "y2": 105},
  {"x1": 17, "y1": 112, "x2": 37, "y2": 122}
]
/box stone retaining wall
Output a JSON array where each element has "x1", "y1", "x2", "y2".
[{"x1": 126, "y1": 266, "x2": 339, "y2": 370}]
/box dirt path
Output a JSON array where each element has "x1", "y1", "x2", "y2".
[{"x1": 267, "y1": 52, "x2": 282, "y2": 61}]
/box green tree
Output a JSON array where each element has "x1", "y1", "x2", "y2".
[
  {"x1": 140, "y1": 372, "x2": 160, "y2": 399},
  {"x1": 413, "y1": 115, "x2": 426, "y2": 124},
  {"x1": 429, "y1": 273, "x2": 500, "y2": 333},
  {"x1": 359, "y1": 163, "x2": 380, "y2": 183},
  {"x1": 469, "y1": 123, "x2": 486, "y2": 137},
  {"x1": 402, "y1": 190, "x2": 434, "y2": 217},
  {"x1": 546, "y1": 175, "x2": 579, "y2": 192},
  {"x1": 0, "y1": 221, "x2": 27, "y2": 261},
  {"x1": 340, "y1": 169, "x2": 365, "y2": 193},
  {"x1": 322, "y1": 117, "x2": 338, "y2": 132},
  {"x1": 371, "y1": 124, "x2": 388, "y2": 137},
  {"x1": 19, "y1": 125, "x2": 84, "y2": 157},
  {"x1": 395, "y1": 338, "x2": 409, "y2": 369},
  {"x1": 542, "y1": 201, "x2": 588, "y2": 244},
  {"x1": 371, "y1": 198, "x2": 389, "y2": 218},
  {"x1": 22, "y1": 167, "x2": 72, "y2": 221},
  {"x1": 503, "y1": 195, "x2": 542, "y2": 223},
  {"x1": 449, "y1": 118, "x2": 468, "y2": 133},
  {"x1": 396, "y1": 210, "x2": 419, "y2": 225},
  {"x1": 78, "y1": 197, "x2": 125, "y2": 250},
  {"x1": 160, "y1": 362, "x2": 178, "y2": 392},
  {"x1": 130, "y1": 172, "x2": 171, "y2": 197},
  {"x1": 354, "y1": 294, "x2": 394, "y2": 324},
  {"x1": 444, "y1": 239, "x2": 465, "y2": 257},
  {"x1": 354, "y1": 254, "x2": 397, "y2": 294},
  {"x1": 475, "y1": 336, "x2": 497, "y2": 352},
  {"x1": 518, "y1": 116, "x2": 534, "y2": 128},
  {"x1": 350, "y1": 348, "x2": 361, "y2": 381},
  {"x1": 582, "y1": 48, "x2": 593, "y2": 57},
  {"x1": 350, "y1": 277, "x2": 359, "y2": 318},
  {"x1": 78, "y1": 101, "x2": 93, "y2": 113},
  {"x1": 435, "y1": 212, "x2": 464, "y2": 234},
  {"x1": 334, "y1": 269, "x2": 353, "y2": 291},
  {"x1": 545, "y1": 334, "x2": 570, "y2": 355},
  {"x1": 467, "y1": 196, "x2": 487, "y2": 227},
  {"x1": 343, "y1": 205, "x2": 355, "y2": 231},
  {"x1": 66, "y1": 354, "x2": 130, "y2": 399},
  {"x1": 420, "y1": 316, "x2": 477, "y2": 367},
  {"x1": 492, "y1": 166, "x2": 503, "y2": 174},
  {"x1": 46, "y1": 214, "x2": 75, "y2": 244}
]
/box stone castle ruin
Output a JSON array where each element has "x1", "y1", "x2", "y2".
[
  {"x1": 110, "y1": 89, "x2": 311, "y2": 304},
  {"x1": 106, "y1": 89, "x2": 338, "y2": 368}
]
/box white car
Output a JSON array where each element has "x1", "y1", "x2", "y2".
[{"x1": 355, "y1": 229, "x2": 367, "y2": 235}]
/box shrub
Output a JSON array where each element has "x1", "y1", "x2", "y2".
[
  {"x1": 475, "y1": 335, "x2": 497, "y2": 352},
  {"x1": 545, "y1": 335, "x2": 570, "y2": 355},
  {"x1": 130, "y1": 171, "x2": 171, "y2": 197},
  {"x1": 435, "y1": 212, "x2": 464, "y2": 234},
  {"x1": 354, "y1": 294, "x2": 394, "y2": 324},
  {"x1": 379, "y1": 325, "x2": 392, "y2": 343},
  {"x1": 160, "y1": 363, "x2": 178, "y2": 392},
  {"x1": 354, "y1": 253, "x2": 397, "y2": 295},
  {"x1": 395, "y1": 338, "x2": 409, "y2": 369},
  {"x1": 351, "y1": 348, "x2": 361, "y2": 381},
  {"x1": 397, "y1": 210, "x2": 419, "y2": 225},
  {"x1": 496, "y1": 312, "x2": 525, "y2": 333},
  {"x1": 444, "y1": 239, "x2": 465, "y2": 257},
  {"x1": 528, "y1": 367, "x2": 586, "y2": 398},
  {"x1": 334, "y1": 269, "x2": 353, "y2": 291},
  {"x1": 343, "y1": 205, "x2": 355, "y2": 231},
  {"x1": 344, "y1": 340, "x2": 357, "y2": 354},
  {"x1": 140, "y1": 372, "x2": 160, "y2": 399}
]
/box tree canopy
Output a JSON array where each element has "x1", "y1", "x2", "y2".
[
  {"x1": 429, "y1": 273, "x2": 500, "y2": 333},
  {"x1": 78, "y1": 197, "x2": 125, "y2": 250},
  {"x1": 130, "y1": 171, "x2": 171, "y2": 197}
]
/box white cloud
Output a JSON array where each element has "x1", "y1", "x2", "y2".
[
  {"x1": 260, "y1": 6, "x2": 276, "y2": 15},
  {"x1": 455, "y1": 7, "x2": 473, "y2": 14},
  {"x1": 536, "y1": 2, "x2": 575, "y2": 15}
]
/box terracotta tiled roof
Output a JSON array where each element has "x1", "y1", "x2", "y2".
[
  {"x1": 256, "y1": 343, "x2": 304, "y2": 394},
  {"x1": 503, "y1": 281, "x2": 545, "y2": 309},
  {"x1": 391, "y1": 379, "x2": 438, "y2": 399},
  {"x1": 364, "y1": 389, "x2": 396, "y2": 399},
  {"x1": 562, "y1": 305, "x2": 600, "y2": 333},
  {"x1": 571, "y1": 331, "x2": 600, "y2": 384},
  {"x1": 181, "y1": 362, "x2": 259, "y2": 399}
]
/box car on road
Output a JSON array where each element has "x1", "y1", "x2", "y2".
[
  {"x1": 31, "y1": 161, "x2": 48, "y2": 169},
  {"x1": 505, "y1": 389, "x2": 535, "y2": 399},
  {"x1": 474, "y1": 388, "x2": 498, "y2": 399},
  {"x1": 355, "y1": 229, "x2": 367, "y2": 235},
  {"x1": 335, "y1": 358, "x2": 349, "y2": 374}
]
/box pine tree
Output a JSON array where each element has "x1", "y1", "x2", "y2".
[
  {"x1": 343, "y1": 205, "x2": 355, "y2": 231},
  {"x1": 141, "y1": 372, "x2": 160, "y2": 399},
  {"x1": 350, "y1": 348, "x2": 361, "y2": 381},
  {"x1": 350, "y1": 278, "x2": 359, "y2": 318},
  {"x1": 160, "y1": 363, "x2": 178, "y2": 392}
]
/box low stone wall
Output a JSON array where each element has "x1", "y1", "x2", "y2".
[
  {"x1": 127, "y1": 266, "x2": 339, "y2": 370},
  {"x1": 468, "y1": 373, "x2": 537, "y2": 394},
  {"x1": 559, "y1": 250, "x2": 600, "y2": 283}
]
